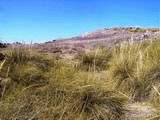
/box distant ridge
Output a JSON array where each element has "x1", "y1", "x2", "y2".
[
  {"x1": 45, "y1": 27, "x2": 160, "y2": 44},
  {"x1": 36, "y1": 27, "x2": 160, "y2": 54}
]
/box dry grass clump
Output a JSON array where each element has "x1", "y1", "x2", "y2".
[
  {"x1": 1, "y1": 39, "x2": 160, "y2": 119},
  {"x1": 66, "y1": 73, "x2": 127, "y2": 120},
  {"x1": 130, "y1": 27, "x2": 146, "y2": 32},
  {"x1": 46, "y1": 66, "x2": 127, "y2": 119},
  {"x1": 10, "y1": 63, "x2": 47, "y2": 86},
  {"x1": 0, "y1": 47, "x2": 57, "y2": 99},
  {"x1": 130, "y1": 27, "x2": 160, "y2": 33},
  {"x1": 6, "y1": 48, "x2": 56, "y2": 71},
  {"x1": 149, "y1": 84, "x2": 160, "y2": 114},
  {"x1": 0, "y1": 47, "x2": 57, "y2": 76},
  {"x1": 147, "y1": 28, "x2": 160, "y2": 32},
  {"x1": 0, "y1": 80, "x2": 127, "y2": 119},
  {"x1": 108, "y1": 41, "x2": 142, "y2": 98},
  {"x1": 106, "y1": 39, "x2": 160, "y2": 116},
  {"x1": 76, "y1": 46, "x2": 111, "y2": 71},
  {"x1": 0, "y1": 46, "x2": 127, "y2": 120},
  {"x1": 107, "y1": 40, "x2": 160, "y2": 102}
]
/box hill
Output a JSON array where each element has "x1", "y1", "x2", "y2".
[
  {"x1": 36, "y1": 27, "x2": 160, "y2": 55},
  {"x1": 0, "y1": 27, "x2": 160, "y2": 119}
]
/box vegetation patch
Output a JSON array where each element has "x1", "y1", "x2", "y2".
[{"x1": 1, "y1": 39, "x2": 160, "y2": 119}]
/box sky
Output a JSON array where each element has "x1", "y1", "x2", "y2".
[{"x1": 0, "y1": 0, "x2": 159, "y2": 43}]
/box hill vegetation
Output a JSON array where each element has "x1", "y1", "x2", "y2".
[
  {"x1": 0, "y1": 38, "x2": 160, "y2": 119},
  {"x1": 37, "y1": 27, "x2": 160, "y2": 56}
]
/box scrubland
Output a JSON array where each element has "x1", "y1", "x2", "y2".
[{"x1": 0, "y1": 39, "x2": 160, "y2": 120}]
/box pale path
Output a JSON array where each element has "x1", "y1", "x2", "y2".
[{"x1": 125, "y1": 102, "x2": 159, "y2": 120}]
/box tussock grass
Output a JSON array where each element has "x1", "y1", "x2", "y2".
[
  {"x1": 149, "y1": 84, "x2": 160, "y2": 114},
  {"x1": 147, "y1": 28, "x2": 160, "y2": 32},
  {"x1": 130, "y1": 27, "x2": 146, "y2": 32},
  {"x1": 1, "y1": 39, "x2": 160, "y2": 119},
  {"x1": 108, "y1": 41, "x2": 144, "y2": 99},
  {"x1": 10, "y1": 63, "x2": 47, "y2": 86},
  {"x1": 0, "y1": 46, "x2": 127, "y2": 120},
  {"x1": 67, "y1": 78, "x2": 126, "y2": 119},
  {"x1": 108, "y1": 40, "x2": 160, "y2": 102},
  {"x1": 0, "y1": 47, "x2": 57, "y2": 99},
  {"x1": 76, "y1": 46, "x2": 111, "y2": 71}
]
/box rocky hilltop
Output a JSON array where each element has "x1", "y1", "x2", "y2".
[{"x1": 36, "y1": 27, "x2": 160, "y2": 54}]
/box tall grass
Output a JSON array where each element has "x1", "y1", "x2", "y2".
[
  {"x1": 149, "y1": 84, "x2": 160, "y2": 115},
  {"x1": 108, "y1": 39, "x2": 160, "y2": 103},
  {"x1": 1, "y1": 39, "x2": 160, "y2": 119},
  {"x1": 0, "y1": 46, "x2": 127, "y2": 120},
  {"x1": 108, "y1": 41, "x2": 143, "y2": 99},
  {"x1": 76, "y1": 46, "x2": 111, "y2": 71}
]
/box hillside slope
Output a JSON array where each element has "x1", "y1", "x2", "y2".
[{"x1": 36, "y1": 27, "x2": 160, "y2": 54}]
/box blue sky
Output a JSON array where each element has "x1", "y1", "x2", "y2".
[{"x1": 0, "y1": 0, "x2": 159, "y2": 43}]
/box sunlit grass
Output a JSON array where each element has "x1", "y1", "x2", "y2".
[{"x1": 0, "y1": 39, "x2": 160, "y2": 119}]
